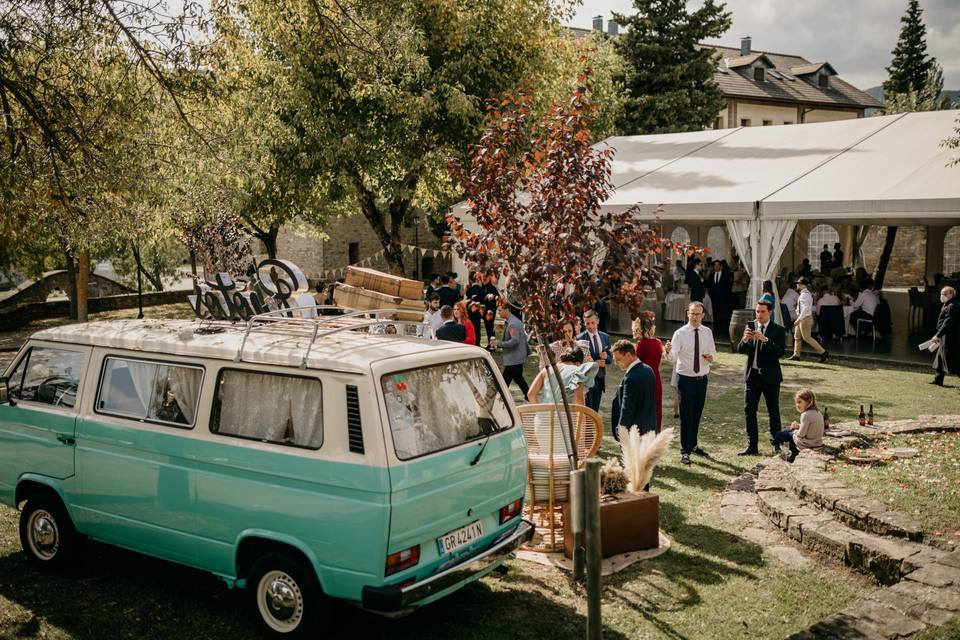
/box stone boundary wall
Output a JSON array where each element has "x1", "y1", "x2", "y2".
[{"x1": 0, "y1": 289, "x2": 189, "y2": 330}]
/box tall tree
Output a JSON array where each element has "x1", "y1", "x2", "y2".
[
  {"x1": 613, "y1": 0, "x2": 730, "y2": 135},
  {"x1": 883, "y1": 0, "x2": 936, "y2": 97},
  {"x1": 214, "y1": 0, "x2": 568, "y2": 275}
]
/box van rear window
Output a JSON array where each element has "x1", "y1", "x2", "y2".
[
  {"x1": 382, "y1": 359, "x2": 513, "y2": 460},
  {"x1": 210, "y1": 369, "x2": 323, "y2": 450}
]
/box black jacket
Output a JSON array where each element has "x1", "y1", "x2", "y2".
[
  {"x1": 611, "y1": 361, "x2": 657, "y2": 435},
  {"x1": 437, "y1": 286, "x2": 461, "y2": 308},
  {"x1": 435, "y1": 321, "x2": 467, "y2": 343},
  {"x1": 737, "y1": 321, "x2": 786, "y2": 384},
  {"x1": 935, "y1": 299, "x2": 960, "y2": 373},
  {"x1": 685, "y1": 268, "x2": 706, "y2": 302},
  {"x1": 704, "y1": 271, "x2": 732, "y2": 306}
]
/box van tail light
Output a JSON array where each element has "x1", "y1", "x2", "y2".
[
  {"x1": 385, "y1": 545, "x2": 420, "y2": 576},
  {"x1": 499, "y1": 499, "x2": 522, "y2": 524}
]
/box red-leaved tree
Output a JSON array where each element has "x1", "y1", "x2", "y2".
[{"x1": 447, "y1": 65, "x2": 696, "y2": 464}]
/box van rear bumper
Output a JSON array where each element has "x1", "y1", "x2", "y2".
[{"x1": 361, "y1": 519, "x2": 533, "y2": 613}]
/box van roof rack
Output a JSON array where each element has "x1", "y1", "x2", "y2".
[{"x1": 233, "y1": 305, "x2": 425, "y2": 368}]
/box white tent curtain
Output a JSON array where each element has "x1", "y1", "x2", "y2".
[
  {"x1": 726, "y1": 219, "x2": 754, "y2": 305},
  {"x1": 759, "y1": 220, "x2": 798, "y2": 327}
]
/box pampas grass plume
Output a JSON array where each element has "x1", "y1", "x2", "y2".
[{"x1": 620, "y1": 427, "x2": 675, "y2": 493}]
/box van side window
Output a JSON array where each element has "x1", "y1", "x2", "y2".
[
  {"x1": 97, "y1": 357, "x2": 203, "y2": 428},
  {"x1": 210, "y1": 369, "x2": 323, "y2": 449},
  {"x1": 7, "y1": 347, "x2": 84, "y2": 408}
]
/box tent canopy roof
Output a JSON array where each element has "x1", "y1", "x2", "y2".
[{"x1": 600, "y1": 110, "x2": 960, "y2": 225}]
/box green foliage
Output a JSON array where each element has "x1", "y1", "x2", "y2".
[
  {"x1": 883, "y1": 63, "x2": 951, "y2": 114},
  {"x1": 613, "y1": 0, "x2": 731, "y2": 135},
  {"x1": 883, "y1": 0, "x2": 936, "y2": 96},
  {"x1": 213, "y1": 0, "x2": 570, "y2": 274}
]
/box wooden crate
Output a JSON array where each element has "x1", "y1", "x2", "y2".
[
  {"x1": 334, "y1": 284, "x2": 423, "y2": 322},
  {"x1": 344, "y1": 266, "x2": 423, "y2": 300},
  {"x1": 562, "y1": 492, "x2": 659, "y2": 559}
]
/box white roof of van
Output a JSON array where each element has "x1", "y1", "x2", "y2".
[{"x1": 31, "y1": 319, "x2": 472, "y2": 374}]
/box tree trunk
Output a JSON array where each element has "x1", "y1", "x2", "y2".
[
  {"x1": 65, "y1": 252, "x2": 78, "y2": 320},
  {"x1": 133, "y1": 247, "x2": 164, "y2": 291},
  {"x1": 257, "y1": 224, "x2": 280, "y2": 260},
  {"x1": 189, "y1": 251, "x2": 198, "y2": 281},
  {"x1": 873, "y1": 226, "x2": 898, "y2": 289},
  {"x1": 76, "y1": 250, "x2": 90, "y2": 322}
]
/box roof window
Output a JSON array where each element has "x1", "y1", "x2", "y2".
[
  {"x1": 754, "y1": 67, "x2": 765, "y2": 82},
  {"x1": 818, "y1": 73, "x2": 830, "y2": 88}
]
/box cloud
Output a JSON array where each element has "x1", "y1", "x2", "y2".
[{"x1": 574, "y1": 0, "x2": 960, "y2": 90}]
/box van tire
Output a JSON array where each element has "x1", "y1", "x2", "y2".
[
  {"x1": 248, "y1": 552, "x2": 324, "y2": 639},
  {"x1": 18, "y1": 493, "x2": 82, "y2": 571}
]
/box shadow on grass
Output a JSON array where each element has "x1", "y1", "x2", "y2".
[{"x1": 0, "y1": 537, "x2": 627, "y2": 640}]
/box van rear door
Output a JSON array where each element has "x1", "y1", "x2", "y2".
[
  {"x1": 0, "y1": 344, "x2": 88, "y2": 499},
  {"x1": 375, "y1": 356, "x2": 527, "y2": 582}
]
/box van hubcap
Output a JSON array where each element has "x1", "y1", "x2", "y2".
[
  {"x1": 28, "y1": 510, "x2": 59, "y2": 560},
  {"x1": 257, "y1": 570, "x2": 303, "y2": 632}
]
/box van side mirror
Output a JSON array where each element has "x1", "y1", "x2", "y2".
[{"x1": 0, "y1": 377, "x2": 13, "y2": 406}]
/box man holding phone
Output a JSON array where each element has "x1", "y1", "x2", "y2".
[
  {"x1": 579, "y1": 309, "x2": 612, "y2": 412},
  {"x1": 737, "y1": 300, "x2": 787, "y2": 455},
  {"x1": 667, "y1": 302, "x2": 715, "y2": 465}
]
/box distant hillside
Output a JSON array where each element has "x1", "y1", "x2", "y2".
[{"x1": 866, "y1": 85, "x2": 959, "y2": 108}]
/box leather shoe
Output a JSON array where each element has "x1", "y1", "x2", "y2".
[
  {"x1": 930, "y1": 379, "x2": 944, "y2": 386},
  {"x1": 692, "y1": 446, "x2": 709, "y2": 457},
  {"x1": 819, "y1": 351, "x2": 830, "y2": 363},
  {"x1": 737, "y1": 447, "x2": 760, "y2": 456},
  {"x1": 680, "y1": 453, "x2": 691, "y2": 465}
]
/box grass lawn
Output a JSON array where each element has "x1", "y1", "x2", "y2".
[
  {"x1": 832, "y1": 431, "x2": 960, "y2": 539},
  {"x1": 0, "y1": 317, "x2": 958, "y2": 638}
]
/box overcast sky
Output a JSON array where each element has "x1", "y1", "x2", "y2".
[{"x1": 573, "y1": 0, "x2": 960, "y2": 90}]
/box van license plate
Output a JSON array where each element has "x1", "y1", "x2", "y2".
[{"x1": 437, "y1": 520, "x2": 484, "y2": 555}]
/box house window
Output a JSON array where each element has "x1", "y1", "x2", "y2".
[
  {"x1": 762, "y1": 120, "x2": 773, "y2": 126},
  {"x1": 807, "y1": 224, "x2": 840, "y2": 267},
  {"x1": 944, "y1": 227, "x2": 960, "y2": 274},
  {"x1": 740, "y1": 118, "x2": 751, "y2": 127},
  {"x1": 670, "y1": 227, "x2": 691, "y2": 250},
  {"x1": 818, "y1": 74, "x2": 829, "y2": 88},
  {"x1": 754, "y1": 67, "x2": 765, "y2": 82},
  {"x1": 348, "y1": 242, "x2": 359, "y2": 265}
]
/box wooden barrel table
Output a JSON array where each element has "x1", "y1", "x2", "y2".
[{"x1": 728, "y1": 308, "x2": 756, "y2": 353}]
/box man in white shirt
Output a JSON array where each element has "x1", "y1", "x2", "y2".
[
  {"x1": 421, "y1": 296, "x2": 442, "y2": 339},
  {"x1": 789, "y1": 277, "x2": 828, "y2": 362},
  {"x1": 850, "y1": 279, "x2": 880, "y2": 334},
  {"x1": 781, "y1": 283, "x2": 799, "y2": 325},
  {"x1": 666, "y1": 302, "x2": 715, "y2": 465}
]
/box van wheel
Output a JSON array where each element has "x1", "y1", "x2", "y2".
[
  {"x1": 19, "y1": 493, "x2": 81, "y2": 571},
  {"x1": 248, "y1": 552, "x2": 324, "y2": 639}
]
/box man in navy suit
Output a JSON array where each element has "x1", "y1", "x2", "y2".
[
  {"x1": 737, "y1": 300, "x2": 787, "y2": 455},
  {"x1": 610, "y1": 339, "x2": 657, "y2": 441},
  {"x1": 434, "y1": 306, "x2": 467, "y2": 342},
  {"x1": 578, "y1": 309, "x2": 612, "y2": 412}
]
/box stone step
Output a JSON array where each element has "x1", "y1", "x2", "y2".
[
  {"x1": 755, "y1": 484, "x2": 946, "y2": 586},
  {"x1": 758, "y1": 456, "x2": 924, "y2": 543}
]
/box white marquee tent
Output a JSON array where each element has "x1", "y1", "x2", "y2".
[{"x1": 453, "y1": 109, "x2": 960, "y2": 309}]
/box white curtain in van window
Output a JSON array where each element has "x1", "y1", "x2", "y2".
[
  {"x1": 217, "y1": 371, "x2": 323, "y2": 448},
  {"x1": 167, "y1": 366, "x2": 202, "y2": 424}
]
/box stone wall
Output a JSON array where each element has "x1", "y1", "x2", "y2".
[
  {"x1": 861, "y1": 226, "x2": 927, "y2": 287},
  {"x1": 258, "y1": 216, "x2": 451, "y2": 284},
  {"x1": 0, "y1": 289, "x2": 188, "y2": 330}
]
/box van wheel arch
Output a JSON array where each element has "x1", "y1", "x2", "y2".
[
  {"x1": 16, "y1": 479, "x2": 64, "y2": 510},
  {"x1": 236, "y1": 537, "x2": 319, "y2": 586}
]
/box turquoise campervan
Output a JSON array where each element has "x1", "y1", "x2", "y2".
[{"x1": 0, "y1": 314, "x2": 532, "y2": 638}]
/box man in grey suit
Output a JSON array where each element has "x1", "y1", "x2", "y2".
[{"x1": 495, "y1": 304, "x2": 529, "y2": 397}]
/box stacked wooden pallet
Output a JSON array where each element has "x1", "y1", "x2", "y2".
[{"x1": 333, "y1": 267, "x2": 424, "y2": 321}]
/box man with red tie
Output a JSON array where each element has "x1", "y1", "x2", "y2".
[{"x1": 666, "y1": 302, "x2": 715, "y2": 465}]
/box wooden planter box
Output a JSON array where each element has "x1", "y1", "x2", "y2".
[
  {"x1": 562, "y1": 492, "x2": 659, "y2": 559},
  {"x1": 345, "y1": 266, "x2": 423, "y2": 300}
]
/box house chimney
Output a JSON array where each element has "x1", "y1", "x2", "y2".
[
  {"x1": 607, "y1": 19, "x2": 619, "y2": 36},
  {"x1": 592, "y1": 15, "x2": 603, "y2": 32},
  {"x1": 740, "y1": 36, "x2": 751, "y2": 56}
]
